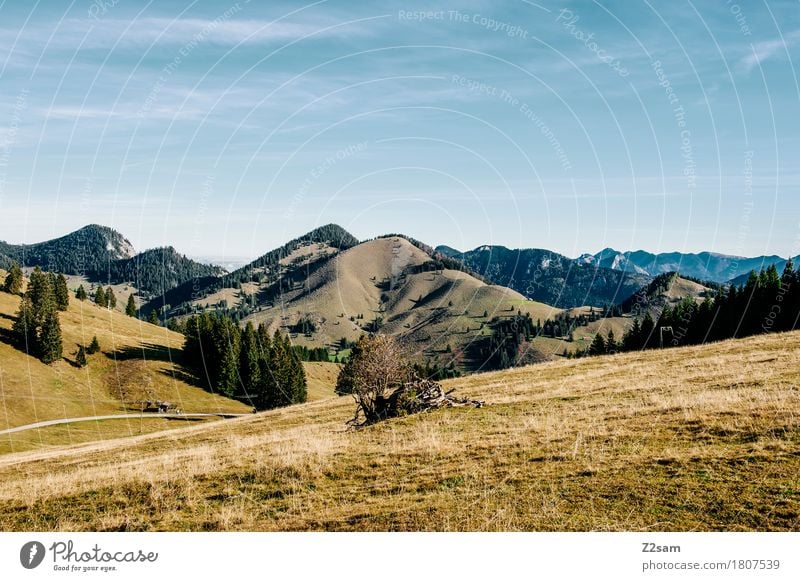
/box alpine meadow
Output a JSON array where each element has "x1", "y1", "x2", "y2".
[{"x1": 0, "y1": 0, "x2": 799, "y2": 547}]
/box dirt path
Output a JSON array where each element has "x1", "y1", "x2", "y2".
[{"x1": 0, "y1": 413, "x2": 249, "y2": 436}]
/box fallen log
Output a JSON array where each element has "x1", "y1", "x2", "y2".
[{"x1": 348, "y1": 376, "x2": 484, "y2": 427}]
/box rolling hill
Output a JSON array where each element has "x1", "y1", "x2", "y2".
[
  {"x1": 0, "y1": 273, "x2": 252, "y2": 454},
  {"x1": 620, "y1": 272, "x2": 714, "y2": 316},
  {"x1": 237, "y1": 236, "x2": 561, "y2": 371},
  {"x1": 0, "y1": 328, "x2": 796, "y2": 531}
]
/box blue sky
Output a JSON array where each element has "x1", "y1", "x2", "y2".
[{"x1": 1, "y1": 0, "x2": 799, "y2": 261}]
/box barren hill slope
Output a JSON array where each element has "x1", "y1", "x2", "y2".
[
  {"x1": 242, "y1": 237, "x2": 560, "y2": 369},
  {"x1": 0, "y1": 330, "x2": 797, "y2": 531}
]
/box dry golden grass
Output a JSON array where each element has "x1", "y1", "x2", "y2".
[
  {"x1": 303, "y1": 362, "x2": 341, "y2": 401},
  {"x1": 0, "y1": 287, "x2": 251, "y2": 453},
  {"x1": 0, "y1": 330, "x2": 797, "y2": 531}
]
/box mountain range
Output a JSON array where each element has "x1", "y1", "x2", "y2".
[
  {"x1": 436, "y1": 245, "x2": 650, "y2": 308},
  {"x1": 577, "y1": 247, "x2": 799, "y2": 283},
  {"x1": 3, "y1": 223, "x2": 795, "y2": 314}
]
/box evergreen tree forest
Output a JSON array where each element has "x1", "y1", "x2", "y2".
[
  {"x1": 182, "y1": 313, "x2": 307, "y2": 410},
  {"x1": 583, "y1": 263, "x2": 800, "y2": 358}
]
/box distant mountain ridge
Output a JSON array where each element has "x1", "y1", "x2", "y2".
[
  {"x1": 580, "y1": 248, "x2": 799, "y2": 283},
  {"x1": 0, "y1": 225, "x2": 222, "y2": 296},
  {"x1": 436, "y1": 244, "x2": 649, "y2": 308}
]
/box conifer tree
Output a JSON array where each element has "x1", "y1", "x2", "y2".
[
  {"x1": 606, "y1": 329, "x2": 617, "y2": 353},
  {"x1": 39, "y1": 310, "x2": 63, "y2": 364},
  {"x1": 94, "y1": 286, "x2": 107, "y2": 308},
  {"x1": 125, "y1": 293, "x2": 137, "y2": 317},
  {"x1": 76, "y1": 284, "x2": 88, "y2": 301},
  {"x1": 76, "y1": 345, "x2": 87, "y2": 368},
  {"x1": 589, "y1": 332, "x2": 606, "y2": 356},
  {"x1": 215, "y1": 317, "x2": 240, "y2": 396},
  {"x1": 12, "y1": 294, "x2": 37, "y2": 351},
  {"x1": 148, "y1": 309, "x2": 160, "y2": 325},
  {"x1": 238, "y1": 322, "x2": 260, "y2": 398},
  {"x1": 54, "y1": 274, "x2": 70, "y2": 311},
  {"x1": 87, "y1": 335, "x2": 100, "y2": 354},
  {"x1": 28, "y1": 267, "x2": 54, "y2": 325},
  {"x1": 3, "y1": 262, "x2": 23, "y2": 295},
  {"x1": 107, "y1": 287, "x2": 117, "y2": 309}
]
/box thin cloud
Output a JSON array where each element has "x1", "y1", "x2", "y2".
[
  {"x1": 0, "y1": 15, "x2": 376, "y2": 54},
  {"x1": 740, "y1": 30, "x2": 800, "y2": 72}
]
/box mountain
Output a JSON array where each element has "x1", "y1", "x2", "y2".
[
  {"x1": 169, "y1": 234, "x2": 561, "y2": 372},
  {"x1": 584, "y1": 248, "x2": 799, "y2": 283},
  {"x1": 579, "y1": 248, "x2": 650, "y2": 276},
  {"x1": 226, "y1": 223, "x2": 359, "y2": 283},
  {"x1": 246, "y1": 236, "x2": 559, "y2": 370},
  {"x1": 619, "y1": 272, "x2": 714, "y2": 316},
  {"x1": 146, "y1": 224, "x2": 360, "y2": 316},
  {"x1": 0, "y1": 225, "x2": 225, "y2": 297},
  {"x1": 0, "y1": 224, "x2": 134, "y2": 274},
  {"x1": 436, "y1": 245, "x2": 650, "y2": 309},
  {"x1": 108, "y1": 247, "x2": 226, "y2": 298}
]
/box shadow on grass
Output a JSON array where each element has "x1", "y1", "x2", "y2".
[
  {"x1": 0, "y1": 327, "x2": 37, "y2": 360},
  {"x1": 104, "y1": 342, "x2": 181, "y2": 363}
]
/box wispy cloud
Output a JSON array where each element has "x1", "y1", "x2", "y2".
[
  {"x1": 0, "y1": 14, "x2": 377, "y2": 55},
  {"x1": 740, "y1": 30, "x2": 800, "y2": 72}
]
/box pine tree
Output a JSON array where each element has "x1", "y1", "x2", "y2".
[
  {"x1": 12, "y1": 294, "x2": 37, "y2": 352},
  {"x1": 107, "y1": 287, "x2": 117, "y2": 309},
  {"x1": 622, "y1": 318, "x2": 642, "y2": 350},
  {"x1": 3, "y1": 262, "x2": 23, "y2": 295},
  {"x1": 215, "y1": 317, "x2": 240, "y2": 396},
  {"x1": 147, "y1": 309, "x2": 159, "y2": 326},
  {"x1": 28, "y1": 267, "x2": 54, "y2": 324},
  {"x1": 87, "y1": 335, "x2": 100, "y2": 354},
  {"x1": 76, "y1": 345, "x2": 87, "y2": 368},
  {"x1": 38, "y1": 310, "x2": 63, "y2": 364},
  {"x1": 589, "y1": 332, "x2": 607, "y2": 356},
  {"x1": 606, "y1": 329, "x2": 617, "y2": 353},
  {"x1": 94, "y1": 286, "x2": 107, "y2": 308},
  {"x1": 76, "y1": 284, "x2": 88, "y2": 301},
  {"x1": 238, "y1": 322, "x2": 260, "y2": 398},
  {"x1": 125, "y1": 293, "x2": 137, "y2": 317},
  {"x1": 54, "y1": 274, "x2": 70, "y2": 311}
]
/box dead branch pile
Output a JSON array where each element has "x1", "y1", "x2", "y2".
[{"x1": 348, "y1": 376, "x2": 484, "y2": 428}]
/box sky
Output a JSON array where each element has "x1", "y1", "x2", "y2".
[{"x1": 1, "y1": 0, "x2": 799, "y2": 262}]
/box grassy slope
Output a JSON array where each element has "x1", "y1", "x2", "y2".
[
  {"x1": 243, "y1": 238, "x2": 560, "y2": 368},
  {"x1": 303, "y1": 362, "x2": 340, "y2": 401},
  {"x1": 0, "y1": 330, "x2": 797, "y2": 531},
  {"x1": 0, "y1": 283, "x2": 251, "y2": 454}
]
